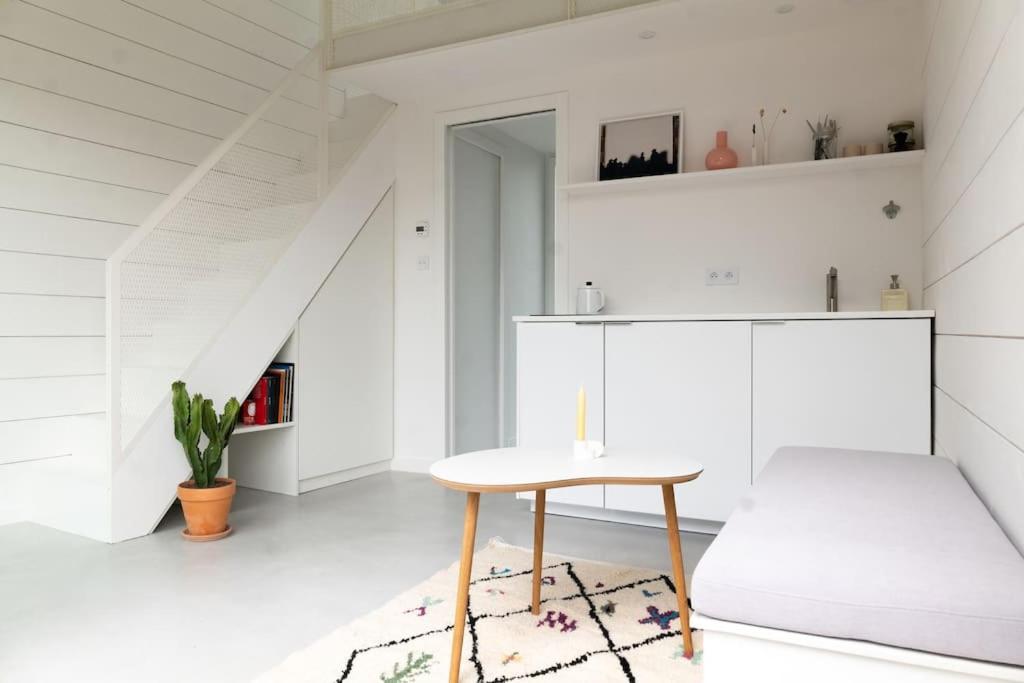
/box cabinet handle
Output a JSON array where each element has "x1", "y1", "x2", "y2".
[
  {"x1": 574, "y1": 321, "x2": 603, "y2": 325},
  {"x1": 752, "y1": 320, "x2": 786, "y2": 325}
]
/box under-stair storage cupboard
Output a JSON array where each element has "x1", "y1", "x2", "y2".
[
  {"x1": 229, "y1": 193, "x2": 395, "y2": 495},
  {"x1": 516, "y1": 312, "x2": 932, "y2": 526}
]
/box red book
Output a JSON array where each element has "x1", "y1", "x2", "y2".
[{"x1": 252, "y1": 377, "x2": 270, "y2": 425}]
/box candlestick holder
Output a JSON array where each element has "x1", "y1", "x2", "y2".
[{"x1": 573, "y1": 440, "x2": 606, "y2": 461}]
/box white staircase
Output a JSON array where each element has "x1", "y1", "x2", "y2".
[
  {"x1": 111, "y1": 109, "x2": 396, "y2": 541},
  {"x1": 7, "y1": 39, "x2": 397, "y2": 542}
]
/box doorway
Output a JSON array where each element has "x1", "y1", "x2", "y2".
[{"x1": 448, "y1": 111, "x2": 557, "y2": 456}]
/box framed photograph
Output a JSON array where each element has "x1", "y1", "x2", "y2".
[{"x1": 598, "y1": 111, "x2": 683, "y2": 181}]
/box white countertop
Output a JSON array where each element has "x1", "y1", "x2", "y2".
[{"x1": 513, "y1": 310, "x2": 935, "y2": 323}]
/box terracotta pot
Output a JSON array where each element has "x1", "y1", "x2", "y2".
[
  {"x1": 705, "y1": 130, "x2": 738, "y2": 170},
  {"x1": 177, "y1": 478, "x2": 236, "y2": 539}
]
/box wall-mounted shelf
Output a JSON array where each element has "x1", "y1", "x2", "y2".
[
  {"x1": 234, "y1": 421, "x2": 295, "y2": 435},
  {"x1": 561, "y1": 149, "x2": 925, "y2": 196}
]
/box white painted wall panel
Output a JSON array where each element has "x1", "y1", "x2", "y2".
[
  {"x1": 0, "y1": 122, "x2": 190, "y2": 194},
  {"x1": 935, "y1": 390, "x2": 1024, "y2": 553},
  {"x1": 922, "y1": 0, "x2": 980, "y2": 135},
  {"x1": 925, "y1": 0, "x2": 978, "y2": 136},
  {"x1": 124, "y1": 0, "x2": 308, "y2": 69},
  {"x1": 28, "y1": 0, "x2": 325, "y2": 109},
  {"x1": 923, "y1": 114, "x2": 1024, "y2": 285},
  {"x1": 0, "y1": 39, "x2": 306, "y2": 158},
  {"x1": 935, "y1": 335, "x2": 1024, "y2": 452},
  {"x1": 0, "y1": 165, "x2": 163, "y2": 225},
  {"x1": 0, "y1": 1, "x2": 320, "y2": 135},
  {"x1": 924, "y1": 223, "x2": 1024, "y2": 337},
  {"x1": 924, "y1": 2, "x2": 1024, "y2": 554},
  {"x1": 0, "y1": 376, "x2": 103, "y2": 421},
  {"x1": 0, "y1": 338, "x2": 105, "y2": 379},
  {"x1": 0, "y1": 295, "x2": 104, "y2": 336},
  {"x1": 923, "y1": 0, "x2": 1018, "y2": 186},
  {"x1": 0, "y1": 79, "x2": 215, "y2": 165},
  {"x1": 0, "y1": 209, "x2": 133, "y2": 259},
  {"x1": 924, "y1": 12, "x2": 1024, "y2": 238},
  {"x1": 0, "y1": 253, "x2": 104, "y2": 297},
  {"x1": 205, "y1": 0, "x2": 318, "y2": 47},
  {"x1": 0, "y1": 37, "x2": 241, "y2": 141}
]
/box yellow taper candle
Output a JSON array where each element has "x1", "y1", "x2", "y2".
[{"x1": 576, "y1": 386, "x2": 586, "y2": 441}]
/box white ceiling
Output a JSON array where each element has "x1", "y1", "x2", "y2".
[{"x1": 329, "y1": 0, "x2": 921, "y2": 102}]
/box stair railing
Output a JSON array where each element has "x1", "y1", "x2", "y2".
[{"x1": 106, "y1": 47, "x2": 327, "y2": 465}]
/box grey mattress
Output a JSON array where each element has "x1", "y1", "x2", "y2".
[{"x1": 691, "y1": 446, "x2": 1024, "y2": 666}]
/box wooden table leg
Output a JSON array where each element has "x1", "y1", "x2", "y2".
[
  {"x1": 661, "y1": 484, "x2": 694, "y2": 659},
  {"x1": 449, "y1": 491, "x2": 480, "y2": 683},
  {"x1": 532, "y1": 490, "x2": 546, "y2": 615}
]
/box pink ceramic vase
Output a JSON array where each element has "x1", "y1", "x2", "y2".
[{"x1": 705, "y1": 130, "x2": 738, "y2": 170}]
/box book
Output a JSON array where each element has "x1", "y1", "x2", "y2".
[
  {"x1": 269, "y1": 362, "x2": 295, "y2": 422},
  {"x1": 239, "y1": 363, "x2": 295, "y2": 428},
  {"x1": 252, "y1": 377, "x2": 269, "y2": 425},
  {"x1": 266, "y1": 368, "x2": 288, "y2": 424},
  {"x1": 265, "y1": 373, "x2": 280, "y2": 425}
]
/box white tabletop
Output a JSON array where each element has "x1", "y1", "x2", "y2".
[{"x1": 429, "y1": 447, "x2": 703, "y2": 492}]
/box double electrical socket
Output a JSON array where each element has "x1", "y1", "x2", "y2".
[{"x1": 705, "y1": 267, "x2": 739, "y2": 286}]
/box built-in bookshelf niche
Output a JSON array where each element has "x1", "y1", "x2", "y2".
[
  {"x1": 226, "y1": 329, "x2": 301, "y2": 495},
  {"x1": 235, "y1": 342, "x2": 296, "y2": 434}
]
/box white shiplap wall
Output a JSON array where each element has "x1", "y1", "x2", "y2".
[
  {"x1": 0, "y1": 0, "x2": 331, "y2": 480},
  {"x1": 921, "y1": 0, "x2": 1024, "y2": 552}
]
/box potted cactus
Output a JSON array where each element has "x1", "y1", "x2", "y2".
[{"x1": 172, "y1": 381, "x2": 241, "y2": 541}]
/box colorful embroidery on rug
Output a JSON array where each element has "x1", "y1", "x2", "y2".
[
  {"x1": 536, "y1": 610, "x2": 578, "y2": 633},
  {"x1": 638, "y1": 605, "x2": 679, "y2": 631},
  {"x1": 378, "y1": 651, "x2": 434, "y2": 682},
  {"x1": 402, "y1": 597, "x2": 443, "y2": 617}
]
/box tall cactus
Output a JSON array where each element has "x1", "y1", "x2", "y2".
[{"x1": 171, "y1": 381, "x2": 240, "y2": 488}]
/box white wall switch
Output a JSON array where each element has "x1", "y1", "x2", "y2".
[
  {"x1": 417, "y1": 255, "x2": 430, "y2": 271},
  {"x1": 706, "y1": 267, "x2": 739, "y2": 286}
]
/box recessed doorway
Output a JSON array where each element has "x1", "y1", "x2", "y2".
[{"x1": 447, "y1": 110, "x2": 557, "y2": 456}]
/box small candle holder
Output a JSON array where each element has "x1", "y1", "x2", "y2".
[{"x1": 573, "y1": 440, "x2": 606, "y2": 461}]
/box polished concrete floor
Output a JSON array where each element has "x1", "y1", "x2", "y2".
[{"x1": 0, "y1": 472, "x2": 714, "y2": 682}]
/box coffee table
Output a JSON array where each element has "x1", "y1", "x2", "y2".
[{"x1": 430, "y1": 447, "x2": 703, "y2": 682}]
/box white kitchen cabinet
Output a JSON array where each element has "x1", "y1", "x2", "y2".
[
  {"x1": 515, "y1": 312, "x2": 933, "y2": 525},
  {"x1": 517, "y1": 321, "x2": 604, "y2": 506},
  {"x1": 604, "y1": 322, "x2": 751, "y2": 522},
  {"x1": 751, "y1": 318, "x2": 931, "y2": 479}
]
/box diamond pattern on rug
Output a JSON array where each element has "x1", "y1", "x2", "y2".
[{"x1": 255, "y1": 540, "x2": 703, "y2": 683}]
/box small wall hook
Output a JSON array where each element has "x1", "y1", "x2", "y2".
[{"x1": 883, "y1": 200, "x2": 901, "y2": 219}]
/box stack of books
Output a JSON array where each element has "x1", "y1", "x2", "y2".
[{"x1": 240, "y1": 363, "x2": 295, "y2": 426}]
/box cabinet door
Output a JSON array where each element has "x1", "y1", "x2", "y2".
[
  {"x1": 297, "y1": 194, "x2": 394, "y2": 482},
  {"x1": 604, "y1": 322, "x2": 752, "y2": 522},
  {"x1": 752, "y1": 319, "x2": 931, "y2": 480},
  {"x1": 517, "y1": 322, "x2": 604, "y2": 506}
]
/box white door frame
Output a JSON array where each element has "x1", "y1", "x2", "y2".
[{"x1": 437, "y1": 92, "x2": 569, "y2": 458}]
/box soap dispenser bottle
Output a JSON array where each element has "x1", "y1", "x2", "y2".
[{"x1": 881, "y1": 274, "x2": 909, "y2": 311}]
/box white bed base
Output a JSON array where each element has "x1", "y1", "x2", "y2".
[{"x1": 693, "y1": 614, "x2": 1024, "y2": 683}]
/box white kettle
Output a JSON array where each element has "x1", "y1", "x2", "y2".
[{"x1": 576, "y1": 282, "x2": 605, "y2": 315}]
